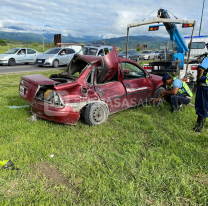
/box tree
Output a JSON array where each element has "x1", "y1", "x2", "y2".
[
  {"x1": 33, "y1": 42, "x2": 39, "y2": 46},
  {"x1": 0, "y1": 40, "x2": 7, "y2": 46},
  {"x1": 136, "y1": 47, "x2": 141, "y2": 52}
]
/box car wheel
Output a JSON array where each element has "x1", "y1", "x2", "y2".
[
  {"x1": 128, "y1": 57, "x2": 131, "y2": 60},
  {"x1": 153, "y1": 87, "x2": 165, "y2": 106},
  {"x1": 148, "y1": 56, "x2": 150, "y2": 60},
  {"x1": 84, "y1": 102, "x2": 108, "y2": 125},
  {"x1": 25, "y1": 63, "x2": 29, "y2": 65},
  {"x1": 136, "y1": 57, "x2": 140, "y2": 62},
  {"x1": 153, "y1": 56, "x2": 155, "y2": 60},
  {"x1": 53, "y1": 60, "x2": 59, "y2": 68},
  {"x1": 8, "y1": 58, "x2": 16, "y2": 66},
  {"x1": 38, "y1": 65, "x2": 43, "y2": 67}
]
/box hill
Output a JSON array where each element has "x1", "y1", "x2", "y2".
[
  {"x1": 100, "y1": 35, "x2": 168, "y2": 50},
  {"x1": 0, "y1": 30, "x2": 169, "y2": 49}
]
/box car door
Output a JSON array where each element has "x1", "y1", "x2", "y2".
[
  {"x1": 95, "y1": 65, "x2": 128, "y2": 114},
  {"x1": 26, "y1": 49, "x2": 37, "y2": 62},
  {"x1": 58, "y1": 49, "x2": 68, "y2": 65},
  {"x1": 133, "y1": 50, "x2": 138, "y2": 60},
  {"x1": 121, "y1": 62, "x2": 153, "y2": 106},
  {"x1": 66, "y1": 49, "x2": 75, "y2": 63},
  {"x1": 15, "y1": 49, "x2": 26, "y2": 63}
]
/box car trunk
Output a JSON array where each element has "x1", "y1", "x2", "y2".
[{"x1": 19, "y1": 74, "x2": 60, "y2": 103}]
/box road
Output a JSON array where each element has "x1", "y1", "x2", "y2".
[
  {"x1": 0, "y1": 63, "x2": 67, "y2": 74},
  {"x1": 0, "y1": 59, "x2": 155, "y2": 74}
]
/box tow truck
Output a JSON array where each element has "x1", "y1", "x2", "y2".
[{"x1": 126, "y1": 9, "x2": 196, "y2": 87}]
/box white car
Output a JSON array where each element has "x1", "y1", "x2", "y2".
[
  {"x1": 36, "y1": 47, "x2": 76, "y2": 68},
  {"x1": 139, "y1": 50, "x2": 155, "y2": 60},
  {"x1": 0, "y1": 48, "x2": 41, "y2": 66}
]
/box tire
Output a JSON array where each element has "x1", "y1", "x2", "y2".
[
  {"x1": 84, "y1": 102, "x2": 108, "y2": 125},
  {"x1": 148, "y1": 56, "x2": 150, "y2": 60},
  {"x1": 136, "y1": 57, "x2": 139, "y2": 62},
  {"x1": 38, "y1": 65, "x2": 43, "y2": 67},
  {"x1": 128, "y1": 57, "x2": 131, "y2": 60},
  {"x1": 53, "y1": 60, "x2": 59, "y2": 68},
  {"x1": 8, "y1": 58, "x2": 16, "y2": 66},
  {"x1": 153, "y1": 87, "x2": 165, "y2": 105},
  {"x1": 25, "y1": 63, "x2": 29, "y2": 65}
]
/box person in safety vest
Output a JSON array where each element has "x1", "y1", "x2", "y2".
[
  {"x1": 153, "y1": 74, "x2": 193, "y2": 112},
  {"x1": 193, "y1": 55, "x2": 208, "y2": 133}
]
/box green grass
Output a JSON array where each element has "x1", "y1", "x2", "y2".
[
  {"x1": 0, "y1": 44, "x2": 52, "y2": 54},
  {"x1": 0, "y1": 71, "x2": 207, "y2": 205}
]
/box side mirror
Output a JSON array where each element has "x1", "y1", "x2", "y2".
[{"x1": 146, "y1": 73, "x2": 150, "y2": 78}]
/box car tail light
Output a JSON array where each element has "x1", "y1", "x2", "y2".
[
  {"x1": 191, "y1": 65, "x2": 197, "y2": 70},
  {"x1": 144, "y1": 66, "x2": 152, "y2": 70}
]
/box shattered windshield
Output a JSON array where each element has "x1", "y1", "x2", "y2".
[
  {"x1": 78, "y1": 47, "x2": 98, "y2": 55},
  {"x1": 44, "y1": 48, "x2": 61, "y2": 54},
  {"x1": 5, "y1": 48, "x2": 19, "y2": 54}
]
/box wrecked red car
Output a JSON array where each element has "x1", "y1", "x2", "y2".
[{"x1": 19, "y1": 46, "x2": 164, "y2": 125}]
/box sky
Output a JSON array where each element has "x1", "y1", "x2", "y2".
[{"x1": 0, "y1": 0, "x2": 207, "y2": 39}]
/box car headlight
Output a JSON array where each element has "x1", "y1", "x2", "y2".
[
  {"x1": 0, "y1": 57, "x2": 6, "y2": 60},
  {"x1": 45, "y1": 56, "x2": 54, "y2": 60}
]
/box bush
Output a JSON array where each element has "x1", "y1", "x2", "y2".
[
  {"x1": 0, "y1": 40, "x2": 7, "y2": 46},
  {"x1": 136, "y1": 47, "x2": 141, "y2": 52},
  {"x1": 33, "y1": 42, "x2": 39, "y2": 46}
]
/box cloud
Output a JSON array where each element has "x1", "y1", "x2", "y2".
[{"x1": 0, "y1": 0, "x2": 207, "y2": 38}]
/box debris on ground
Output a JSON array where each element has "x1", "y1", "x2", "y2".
[
  {"x1": 5, "y1": 105, "x2": 29, "y2": 109},
  {"x1": 50, "y1": 154, "x2": 54, "y2": 158},
  {"x1": 27, "y1": 114, "x2": 37, "y2": 123},
  {"x1": 187, "y1": 103, "x2": 195, "y2": 107},
  {"x1": 0, "y1": 160, "x2": 15, "y2": 170}
]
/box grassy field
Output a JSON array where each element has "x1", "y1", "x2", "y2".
[
  {"x1": 0, "y1": 44, "x2": 51, "y2": 54},
  {"x1": 0, "y1": 70, "x2": 207, "y2": 205}
]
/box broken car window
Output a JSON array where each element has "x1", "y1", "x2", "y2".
[
  {"x1": 50, "y1": 56, "x2": 89, "y2": 81},
  {"x1": 122, "y1": 62, "x2": 145, "y2": 79}
]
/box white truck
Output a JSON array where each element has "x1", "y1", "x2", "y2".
[{"x1": 179, "y1": 35, "x2": 208, "y2": 82}]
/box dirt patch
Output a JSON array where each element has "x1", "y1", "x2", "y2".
[
  {"x1": 194, "y1": 174, "x2": 208, "y2": 186},
  {"x1": 35, "y1": 162, "x2": 70, "y2": 187}
]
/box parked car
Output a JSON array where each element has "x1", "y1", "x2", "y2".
[
  {"x1": 19, "y1": 46, "x2": 164, "y2": 126},
  {"x1": 118, "y1": 50, "x2": 140, "y2": 61},
  {"x1": 0, "y1": 48, "x2": 41, "y2": 66},
  {"x1": 158, "y1": 50, "x2": 165, "y2": 59},
  {"x1": 36, "y1": 47, "x2": 76, "y2": 68},
  {"x1": 154, "y1": 51, "x2": 160, "y2": 59},
  {"x1": 78, "y1": 43, "x2": 113, "y2": 56},
  {"x1": 139, "y1": 50, "x2": 155, "y2": 60}
]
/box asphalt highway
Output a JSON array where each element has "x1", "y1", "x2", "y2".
[
  {"x1": 0, "y1": 59, "x2": 152, "y2": 74},
  {"x1": 0, "y1": 63, "x2": 67, "y2": 74}
]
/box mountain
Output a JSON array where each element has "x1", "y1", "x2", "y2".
[
  {"x1": 0, "y1": 30, "x2": 169, "y2": 49},
  {"x1": 100, "y1": 35, "x2": 168, "y2": 50}
]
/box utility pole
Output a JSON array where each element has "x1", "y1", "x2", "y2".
[
  {"x1": 43, "y1": 29, "x2": 44, "y2": 51},
  {"x1": 199, "y1": 0, "x2": 205, "y2": 35}
]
